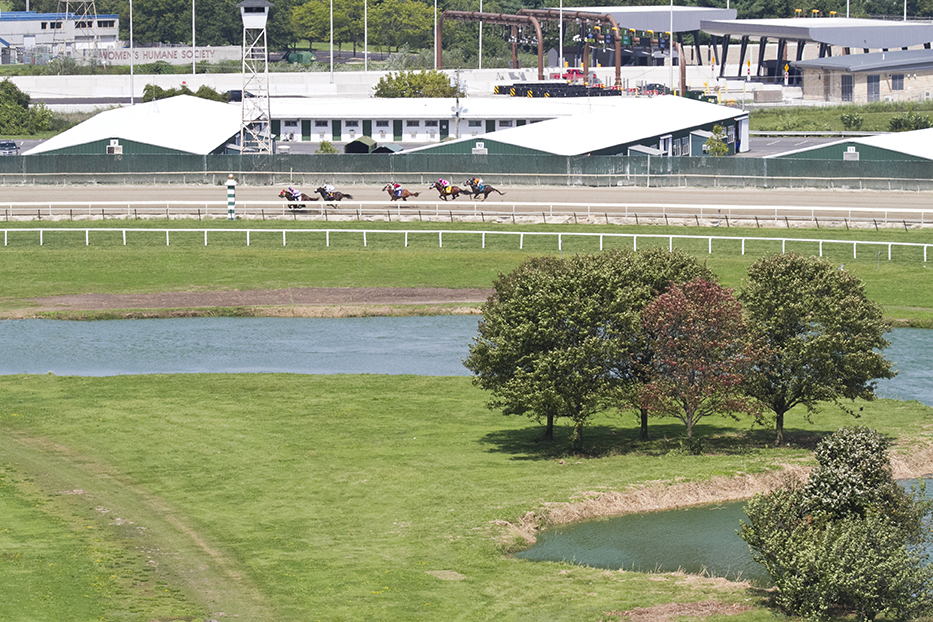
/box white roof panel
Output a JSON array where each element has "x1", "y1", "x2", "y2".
[
  {"x1": 700, "y1": 17, "x2": 933, "y2": 49},
  {"x1": 568, "y1": 6, "x2": 737, "y2": 33},
  {"x1": 404, "y1": 96, "x2": 744, "y2": 156},
  {"x1": 24, "y1": 95, "x2": 245, "y2": 155},
  {"x1": 767, "y1": 127, "x2": 933, "y2": 160}
]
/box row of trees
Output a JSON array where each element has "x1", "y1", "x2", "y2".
[
  {"x1": 12, "y1": 0, "x2": 933, "y2": 52},
  {"x1": 0, "y1": 79, "x2": 52, "y2": 136},
  {"x1": 464, "y1": 249, "x2": 894, "y2": 450}
]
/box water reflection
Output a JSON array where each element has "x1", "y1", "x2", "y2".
[{"x1": 0, "y1": 316, "x2": 479, "y2": 377}]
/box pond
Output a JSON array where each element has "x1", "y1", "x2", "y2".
[
  {"x1": 516, "y1": 480, "x2": 933, "y2": 584},
  {"x1": 0, "y1": 316, "x2": 479, "y2": 377}
]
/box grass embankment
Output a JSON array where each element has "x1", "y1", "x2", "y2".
[
  {"x1": 749, "y1": 101, "x2": 933, "y2": 132},
  {"x1": 1, "y1": 220, "x2": 932, "y2": 326},
  {"x1": 1, "y1": 374, "x2": 932, "y2": 621}
]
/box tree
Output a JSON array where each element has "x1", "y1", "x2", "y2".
[
  {"x1": 373, "y1": 70, "x2": 464, "y2": 98},
  {"x1": 739, "y1": 253, "x2": 895, "y2": 444},
  {"x1": 740, "y1": 427, "x2": 933, "y2": 621},
  {"x1": 142, "y1": 83, "x2": 228, "y2": 102},
  {"x1": 0, "y1": 78, "x2": 52, "y2": 136},
  {"x1": 464, "y1": 253, "x2": 644, "y2": 451},
  {"x1": 608, "y1": 247, "x2": 715, "y2": 441},
  {"x1": 370, "y1": 0, "x2": 433, "y2": 52},
  {"x1": 704, "y1": 124, "x2": 730, "y2": 156},
  {"x1": 637, "y1": 278, "x2": 760, "y2": 440}
]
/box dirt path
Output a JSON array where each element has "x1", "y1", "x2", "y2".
[{"x1": 6, "y1": 287, "x2": 493, "y2": 319}]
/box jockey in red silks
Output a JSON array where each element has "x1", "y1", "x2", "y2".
[{"x1": 391, "y1": 182, "x2": 402, "y2": 198}]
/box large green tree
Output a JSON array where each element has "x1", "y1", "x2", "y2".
[
  {"x1": 464, "y1": 248, "x2": 712, "y2": 450},
  {"x1": 740, "y1": 253, "x2": 895, "y2": 444},
  {"x1": 464, "y1": 253, "x2": 642, "y2": 451},
  {"x1": 740, "y1": 427, "x2": 933, "y2": 621},
  {"x1": 373, "y1": 69, "x2": 463, "y2": 97}
]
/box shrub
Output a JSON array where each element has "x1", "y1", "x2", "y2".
[
  {"x1": 840, "y1": 112, "x2": 863, "y2": 130},
  {"x1": 740, "y1": 427, "x2": 933, "y2": 621}
]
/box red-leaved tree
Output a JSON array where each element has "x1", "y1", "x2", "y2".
[{"x1": 638, "y1": 278, "x2": 761, "y2": 440}]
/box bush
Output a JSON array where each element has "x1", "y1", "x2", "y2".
[
  {"x1": 889, "y1": 109, "x2": 932, "y2": 132},
  {"x1": 740, "y1": 427, "x2": 933, "y2": 621},
  {"x1": 840, "y1": 112, "x2": 863, "y2": 130}
]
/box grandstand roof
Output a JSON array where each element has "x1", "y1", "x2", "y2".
[{"x1": 699, "y1": 17, "x2": 933, "y2": 50}]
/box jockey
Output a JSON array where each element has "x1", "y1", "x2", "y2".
[
  {"x1": 391, "y1": 182, "x2": 402, "y2": 198},
  {"x1": 323, "y1": 183, "x2": 335, "y2": 200},
  {"x1": 472, "y1": 177, "x2": 484, "y2": 191},
  {"x1": 288, "y1": 187, "x2": 301, "y2": 200},
  {"x1": 438, "y1": 178, "x2": 451, "y2": 194}
]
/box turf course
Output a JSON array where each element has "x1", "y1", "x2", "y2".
[
  {"x1": 2, "y1": 220, "x2": 933, "y2": 621},
  {"x1": 1, "y1": 220, "x2": 932, "y2": 325}
]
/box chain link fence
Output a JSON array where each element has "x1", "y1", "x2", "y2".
[{"x1": 3, "y1": 154, "x2": 933, "y2": 190}]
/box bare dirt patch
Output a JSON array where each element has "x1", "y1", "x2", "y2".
[
  {"x1": 601, "y1": 600, "x2": 755, "y2": 622},
  {"x1": 5, "y1": 287, "x2": 492, "y2": 319}
]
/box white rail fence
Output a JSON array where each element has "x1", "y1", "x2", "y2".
[
  {"x1": 4, "y1": 227, "x2": 930, "y2": 262},
  {"x1": 1, "y1": 200, "x2": 932, "y2": 228}
]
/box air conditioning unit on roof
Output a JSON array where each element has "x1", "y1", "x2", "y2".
[{"x1": 106, "y1": 144, "x2": 123, "y2": 155}]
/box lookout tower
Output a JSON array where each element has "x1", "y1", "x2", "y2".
[{"x1": 236, "y1": 0, "x2": 274, "y2": 153}]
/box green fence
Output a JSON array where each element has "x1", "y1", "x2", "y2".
[{"x1": 2, "y1": 154, "x2": 933, "y2": 189}]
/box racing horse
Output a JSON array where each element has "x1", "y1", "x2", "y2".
[
  {"x1": 463, "y1": 180, "x2": 506, "y2": 201},
  {"x1": 314, "y1": 187, "x2": 354, "y2": 203},
  {"x1": 429, "y1": 181, "x2": 462, "y2": 201},
  {"x1": 278, "y1": 188, "x2": 318, "y2": 209},
  {"x1": 382, "y1": 183, "x2": 420, "y2": 201}
]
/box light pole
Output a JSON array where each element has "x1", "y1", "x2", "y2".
[
  {"x1": 434, "y1": 0, "x2": 438, "y2": 69},
  {"x1": 478, "y1": 0, "x2": 482, "y2": 70},
  {"x1": 559, "y1": 0, "x2": 562, "y2": 70},
  {"x1": 669, "y1": 0, "x2": 673, "y2": 94},
  {"x1": 130, "y1": 0, "x2": 134, "y2": 104},
  {"x1": 192, "y1": 0, "x2": 196, "y2": 74},
  {"x1": 364, "y1": 0, "x2": 368, "y2": 72},
  {"x1": 330, "y1": 0, "x2": 334, "y2": 80}
]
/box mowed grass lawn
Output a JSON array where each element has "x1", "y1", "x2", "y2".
[
  {"x1": 2, "y1": 374, "x2": 933, "y2": 622},
  {"x1": 2, "y1": 220, "x2": 933, "y2": 620},
  {"x1": 1, "y1": 220, "x2": 932, "y2": 325}
]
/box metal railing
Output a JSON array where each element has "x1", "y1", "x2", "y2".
[
  {"x1": 1, "y1": 200, "x2": 931, "y2": 229},
  {"x1": 4, "y1": 227, "x2": 930, "y2": 262}
]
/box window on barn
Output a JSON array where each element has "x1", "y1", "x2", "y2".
[
  {"x1": 892, "y1": 74, "x2": 904, "y2": 90},
  {"x1": 314, "y1": 120, "x2": 328, "y2": 127},
  {"x1": 406, "y1": 120, "x2": 420, "y2": 127},
  {"x1": 345, "y1": 120, "x2": 359, "y2": 127},
  {"x1": 425, "y1": 120, "x2": 438, "y2": 127},
  {"x1": 375, "y1": 120, "x2": 389, "y2": 127}
]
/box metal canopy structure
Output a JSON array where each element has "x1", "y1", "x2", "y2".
[
  {"x1": 793, "y1": 48, "x2": 933, "y2": 72},
  {"x1": 700, "y1": 17, "x2": 933, "y2": 80},
  {"x1": 436, "y1": 11, "x2": 544, "y2": 81},
  {"x1": 519, "y1": 8, "x2": 622, "y2": 86},
  {"x1": 572, "y1": 6, "x2": 736, "y2": 33}
]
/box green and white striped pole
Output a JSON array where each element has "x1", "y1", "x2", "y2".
[{"x1": 226, "y1": 174, "x2": 237, "y2": 220}]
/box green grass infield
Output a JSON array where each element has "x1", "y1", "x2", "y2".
[
  {"x1": 1, "y1": 221, "x2": 932, "y2": 326},
  {"x1": 1, "y1": 374, "x2": 931, "y2": 621}
]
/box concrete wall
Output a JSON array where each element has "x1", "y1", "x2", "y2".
[{"x1": 802, "y1": 67, "x2": 933, "y2": 103}]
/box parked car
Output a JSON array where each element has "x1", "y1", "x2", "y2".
[{"x1": 0, "y1": 140, "x2": 18, "y2": 156}]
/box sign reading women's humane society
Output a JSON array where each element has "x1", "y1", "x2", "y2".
[{"x1": 102, "y1": 46, "x2": 240, "y2": 65}]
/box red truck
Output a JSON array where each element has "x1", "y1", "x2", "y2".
[{"x1": 548, "y1": 69, "x2": 601, "y2": 84}]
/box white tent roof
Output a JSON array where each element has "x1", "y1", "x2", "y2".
[
  {"x1": 268, "y1": 95, "x2": 638, "y2": 121},
  {"x1": 403, "y1": 96, "x2": 744, "y2": 156},
  {"x1": 766, "y1": 128, "x2": 933, "y2": 160},
  {"x1": 24, "y1": 95, "x2": 246, "y2": 155}
]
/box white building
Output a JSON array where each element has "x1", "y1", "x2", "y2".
[{"x1": 0, "y1": 10, "x2": 120, "y2": 54}]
